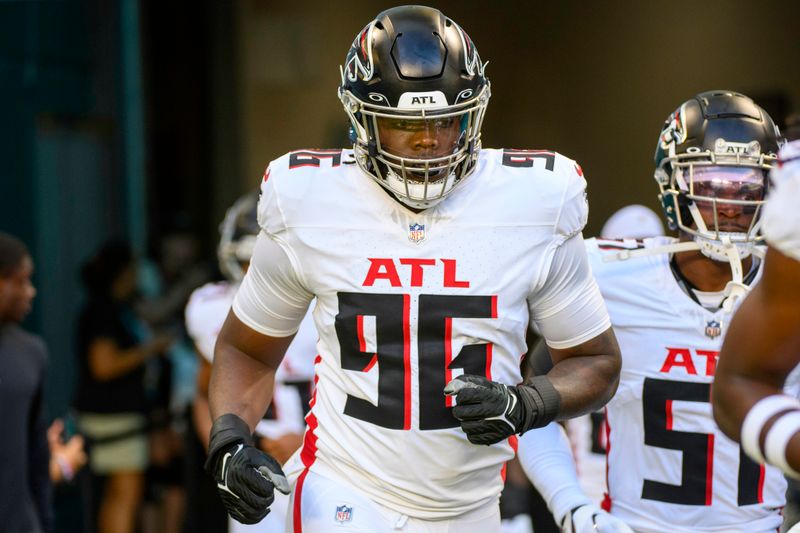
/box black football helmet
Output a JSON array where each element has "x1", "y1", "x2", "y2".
[
  {"x1": 654, "y1": 90, "x2": 782, "y2": 261},
  {"x1": 339, "y1": 6, "x2": 490, "y2": 209},
  {"x1": 217, "y1": 192, "x2": 259, "y2": 282}
]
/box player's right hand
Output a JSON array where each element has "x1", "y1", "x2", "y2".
[
  {"x1": 205, "y1": 414, "x2": 291, "y2": 524},
  {"x1": 562, "y1": 504, "x2": 634, "y2": 533}
]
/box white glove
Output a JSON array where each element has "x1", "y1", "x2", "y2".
[
  {"x1": 562, "y1": 504, "x2": 634, "y2": 533},
  {"x1": 500, "y1": 514, "x2": 533, "y2": 533}
]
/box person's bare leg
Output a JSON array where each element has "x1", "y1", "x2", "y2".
[{"x1": 98, "y1": 470, "x2": 145, "y2": 533}]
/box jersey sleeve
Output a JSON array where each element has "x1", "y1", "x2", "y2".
[
  {"x1": 529, "y1": 233, "x2": 611, "y2": 349},
  {"x1": 762, "y1": 140, "x2": 800, "y2": 261},
  {"x1": 232, "y1": 230, "x2": 314, "y2": 337},
  {"x1": 517, "y1": 423, "x2": 591, "y2": 524}
]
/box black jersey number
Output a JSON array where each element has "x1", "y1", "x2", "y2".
[
  {"x1": 501, "y1": 150, "x2": 555, "y2": 170},
  {"x1": 335, "y1": 292, "x2": 496, "y2": 431},
  {"x1": 641, "y1": 377, "x2": 763, "y2": 506}
]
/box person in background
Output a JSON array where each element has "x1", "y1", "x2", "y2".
[
  {"x1": 0, "y1": 232, "x2": 52, "y2": 533},
  {"x1": 519, "y1": 90, "x2": 789, "y2": 533},
  {"x1": 600, "y1": 204, "x2": 665, "y2": 240},
  {"x1": 186, "y1": 192, "x2": 315, "y2": 532},
  {"x1": 74, "y1": 240, "x2": 173, "y2": 533}
]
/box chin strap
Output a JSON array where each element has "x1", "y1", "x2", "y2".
[
  {"x1": 601, "y1": 240, "x2": 700, "y2": 263},
  {"x1": 719, "y1": 235, "x2": 746, "y2": 314}
]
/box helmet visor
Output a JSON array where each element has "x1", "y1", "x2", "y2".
[
  {"x1": 685, "y1": 166, "x2": 767, "y2": 233},
  {"x1": 374, "y1": 113, "x2": 468, "y2": 179}
]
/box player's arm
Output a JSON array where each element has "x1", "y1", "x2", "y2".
[
  {"x1": 517, "y1": 423, "x2": 633, "y2": 533},
  {"x1": 210, "y1": 311, "x2": 294, "y2": 427},
  {"x1": 446, "y1": 233, "x2": 621, "y2": 445},
  {"x1": 712, "y1": 246, "x2": 800, "y2": 475},
  {"x1": 205, "y1": 231, "x2": 311, "y2": 524}
]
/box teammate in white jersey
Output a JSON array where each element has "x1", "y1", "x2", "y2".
[
  {"x1": 713, "y1": 140, "x2": 800, "y2": 479},
  {"x1": 204, "y1": 6, "x2": 621, "y2": 532},
  {"x1": 519, "y1": 91, "x2": 791, "y2": 533},
  {"x1": 186, "y1": 193, "x2": 315, "y2": 532}
]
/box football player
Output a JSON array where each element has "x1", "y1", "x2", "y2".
[
  {"x1": 519, "y1": 91, "x2": 794, "y2": 533},
  {"x1": 206, "y1": 6, "x2": 621, "y2": 532},
  {"x1": 712, "y1": 140, "x2": 800, "y2": 479},
  {"x1": 185, "y1": 192, "x2": 315, "y2": 532}
]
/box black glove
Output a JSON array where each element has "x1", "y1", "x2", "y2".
[
  {"x1": 444, "y1": 374, "x2": 561, "y2": 445},
  {"x1": 205, "y1": 413, "x2": 291, "y2": 524}
]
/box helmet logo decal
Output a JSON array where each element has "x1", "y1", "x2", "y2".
[
  {"x1": 660, "y1": 103, "x2": 688, "y2": 150},
  {"x1": 713, "y1": 138, "x2": 761, "y2": 156},
  {"x1": 455, "y1": 89, "x2": 474, "y2": 104},
  {"x1": 398, "y1": 91, "x2": 448, "y2": 109},
  {"x1": 345, "y1": 22, "x2": 376, "y2": 83},
  {"x1": 454, "y1": 23, "x2": 483, "y2": 76},
  {"x1": 368, "y1": 93, "x2": 390, "y2": 105}
]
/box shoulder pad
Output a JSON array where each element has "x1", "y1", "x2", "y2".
[{"x1": 257, "y1": 149, "x2": 350, "y2": 234}]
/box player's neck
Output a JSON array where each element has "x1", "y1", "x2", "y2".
[{"x1": 672, "y1": 247, "x2": 753, "y2": 292}]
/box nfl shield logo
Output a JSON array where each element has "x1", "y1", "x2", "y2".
[
  {"x1": 705, "y1": 320, "x2": 722, "y2": 339},
  {"x1": 335, "y1": 504, "x2": 353, "y2": 523},
  {"x1": 408, "y1": 223, "x2": 426, "y2": 244}
]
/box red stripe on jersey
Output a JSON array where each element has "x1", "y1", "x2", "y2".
[
  {"x1": 705, "y1": 434, "x2": 715, "y2": 505},
  {"x1": 501, "y1": 435, "x2": 518, "y2": 483},
  {"x1": 293, "y1": 468, "x2": 310, "y2": 533},
  {"x1": 758, "y1": 463, "x2": 765, "y2": 504},
  {"x1": 486, "y1": 344, "x2": 493, "y2": 381},
  {"x1": 363, "y1": 353, "x2": 377, "y2": 373},
  {"x1": 665, "y1": 400, "x2": 673, "y2": 430},
  {"x1": 403, "y1": 294, "x2": 411, "y2": 430},
  {"x1": 601, "y1": 407, "x2": 612, "y2": 512},
  {"x1": 445, "y1": 317, "x2": 454, "y2": 408},
  {"x1": 300, "y1": 411, "x2": 319, "y2": 468},
  {"x1": 308, "y1": 356, "x2": 322, "y2": 409},
  {"x1": 356, "y1": 315, "x2": 366, "y2": 353},
  {"x1": 491, "y1": 295, "x2": 498, "y2": 319}
]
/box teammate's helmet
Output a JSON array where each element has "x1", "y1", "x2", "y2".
[
  {"x1": 339, "y1": 5, "x2": 490, "y2": 209},
  {"x1": 217, "y1": 192, "x2": 259, "y2": 282},
  {"x1": 654, "y1": 90, "x2": 782, "y2": 261}
]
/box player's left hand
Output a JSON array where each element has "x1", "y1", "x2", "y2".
[{"x1": 444, "y1": 374, "x2": 524, "y2": 445}]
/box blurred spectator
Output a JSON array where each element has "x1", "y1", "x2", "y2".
[
  {"x1": 600, "y1": 204, "x2": 665, "y2": 239},
  {"x1": 74, "y1": 239, "x2": 173, "y2": 533},
  {"x1": 0, "y1": 232, "x2": 52, "y2": 533},
  {"x1": 47, "y1": 418, "x2": 87, "y2": 484}
]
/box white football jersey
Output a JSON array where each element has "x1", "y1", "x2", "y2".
[
  {"x1": 185, "y1": 280, "x2": 317, "y2": 382},
  {"x1": 591, "y1": 236, "x2": 790, "y2": 533},
  {"x1": 234, "y1": 148, "x2": 611, "y2": 519},
  {"x1": 762, "y1": 139, "x2": 800, "y2": 262}
]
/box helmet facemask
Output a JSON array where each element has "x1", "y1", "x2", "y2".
[
  {"x1": 218, "y1": 192, "x2": 259, "y2": 282},
  {"x1": 656, "y1": 147, "x2": 774, "y2": 262}
]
